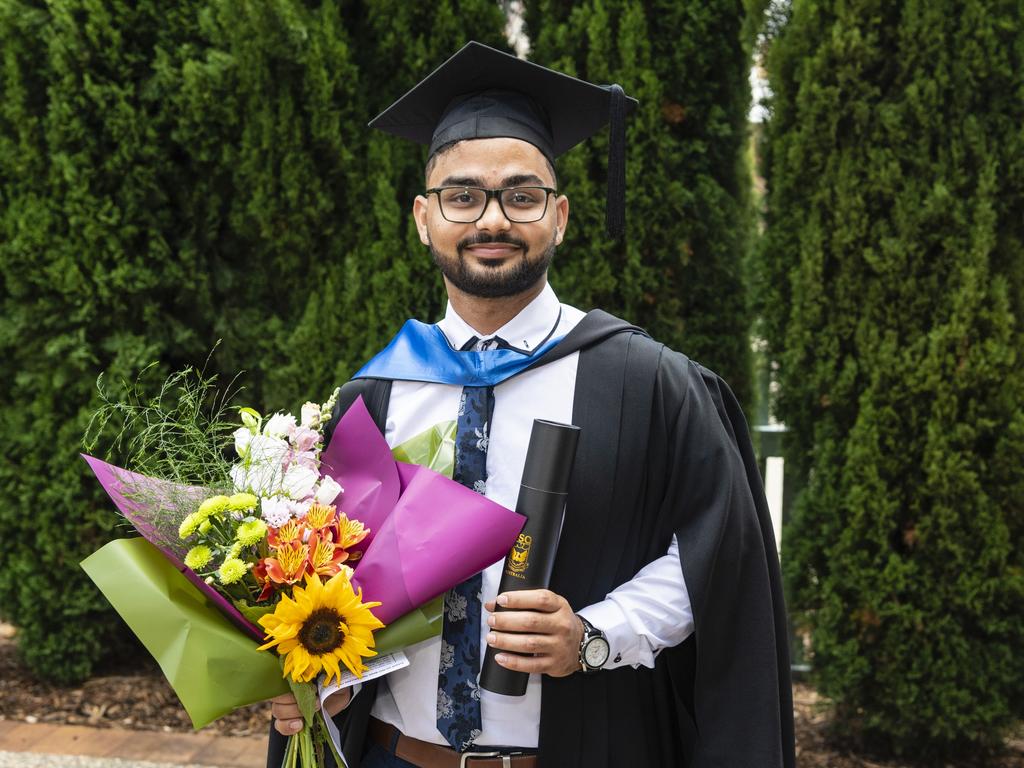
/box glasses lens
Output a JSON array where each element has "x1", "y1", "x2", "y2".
[
  {"x1": 438, "y1": 187, "x2": 486, "y2": 223},
  {"x1": 501, "y1": 187, "x2": 548, "y2": 222}
]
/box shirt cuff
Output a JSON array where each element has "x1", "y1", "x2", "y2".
[{"x1": 577, "y1": 600, "x2": 653, "y2": 670}]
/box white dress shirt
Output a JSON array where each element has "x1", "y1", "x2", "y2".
[{"x1": 369, "y1": 283, "x2": 694, "y2": 748}]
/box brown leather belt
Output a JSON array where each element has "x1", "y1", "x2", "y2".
[{"x1": 368, "y1": 718, "x2": 538, "y2": 768}]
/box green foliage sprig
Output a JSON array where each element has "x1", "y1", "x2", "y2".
[{"x1": 83, "y1": 356, "x2": 241, "y2": 490}]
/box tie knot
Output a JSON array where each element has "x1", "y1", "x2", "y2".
[{"x1": 459, "y1": 336, "x2": 509, "y2": 352}]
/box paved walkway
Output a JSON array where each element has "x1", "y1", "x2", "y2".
[{"x1": 0, "y1": 720, "x2": 267, "y2": 768}]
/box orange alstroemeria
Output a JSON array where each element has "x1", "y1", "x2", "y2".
[
  {"x1": 268, "y1": 519, "x2": 303, "y2": 549},
  {"x1": 308, "y1": 532, "x2": 352, "y2": 579},
  {"x1": 261, "y1": 541, "x2": 311, "y2": 587},
  {"x1": 336, "y1": 513, "x2": 370, "y2": 550},
  {"x1": 304, "y1": 502, "x2": 338, "y2": 537},
  {"x1": 252, "y1": 560, "x2": 277, "y2": 602}
]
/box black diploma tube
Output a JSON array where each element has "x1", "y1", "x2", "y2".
[{"x1": 479, "y1": 418, "x2": 581, "y2": 696}]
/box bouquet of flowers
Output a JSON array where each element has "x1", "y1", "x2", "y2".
[{"x1": 81, "y1": 365, "x2": 524, "y2": 767}]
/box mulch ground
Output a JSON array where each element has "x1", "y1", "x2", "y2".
[{"x1": 1, "y1": 626, "x2": 1021, "y2": 766}]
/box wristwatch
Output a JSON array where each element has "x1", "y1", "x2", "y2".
[{"x1": 577, "y1": 615, "x2": 610, "y2": 673}]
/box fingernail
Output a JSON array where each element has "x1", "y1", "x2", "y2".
[
  {"x1": 487, "y1": 615, "x2": 496, "y2": 626},
  {"x1": 495, "y1": 653, "x2": 507, "y2": 664},
  {"x1": 486, "y1": 632, "x2": 496, "y2": 644},
  {"x1": 290, "y1": 721, "x2": 302, "y2": 732},
  {"x1": 496, "y1": 594, "x2": 508, "y2": 606}
]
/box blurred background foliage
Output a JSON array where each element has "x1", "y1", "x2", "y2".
[
  {"x1": 756, "y1": 0, "x2": 1024, "y2": 760},
  {"x1": 1, "y1": 0, "x2": 1021, "y2": 762}
]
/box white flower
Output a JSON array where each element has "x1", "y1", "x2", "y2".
[
  {"x1": 247, "y1": 434, "x2": 290, "y2": 466},
  {"x1": 232, "y1": 426, "x2": 253, "y2": 459},
  {"x1": 263, "y1": 413, "x2": 297, "y2": 439},
  {"x1": 288, "y1": 498, "x2": 312, "y2": 520},
  {"x1": 261, "y1": 496, "x2": 291, "y2": 528},
  {"x1": 231, "y1": 462, "x2": 283, "y2": 496},
  {"x1": 300, "y1": 401, "x2": 321, "y2": 429},
  {"x1": 315, "y1": 476, "x2": 343, "y2": 505},
  {"x1": 281, "y1": 464, "x2": 318, "y2": 500}
]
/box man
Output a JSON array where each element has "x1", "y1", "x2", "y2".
[{"x1": 269, "y1": 42, "x2": 794, "y2": 768}]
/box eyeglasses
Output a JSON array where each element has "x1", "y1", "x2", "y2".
[{"x1": 425, "y1": 186, "x2": 557, "y2": 224}]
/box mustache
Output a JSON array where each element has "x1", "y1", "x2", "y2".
[{"x1": 457, "y1": 233, "x2": 529, "y2": 254}]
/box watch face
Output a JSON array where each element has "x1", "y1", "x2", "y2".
[{"x1": 583, "y1": 636, "x2": 610, "y2": 668}]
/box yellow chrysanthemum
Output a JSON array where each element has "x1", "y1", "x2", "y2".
[
  {"x1": 236, "y1": 519, "x2": 268, "y2": 547},
  {"x1": 184, "y1": 545, "x2": 212, "y2": 570},
  {"x1": 258, "y1": 572, "x2": 385, "y2": 685},
  {"x1": 198, "y1": 495, "x2": 231, "y2": 519},
  {"x1": 218, "y1": 557, "x2": 247, "y2": 585},
  {"x1": 229, "y1": 492, "x2": 258, "y2": 512},
  {"x1": 198, "y1": 519, "x2": 212, "y2": 534},
  {"x1": 178, "y1": 512, "x2": 202, "y2": 539}
]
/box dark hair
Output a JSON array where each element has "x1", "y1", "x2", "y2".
[{"x1": 424, "y1": 140, "x2": 558, "y2": 187}]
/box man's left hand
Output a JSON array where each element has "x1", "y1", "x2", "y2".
[{"x1": 483, "y1": 589, "x2": 583, "y2": 677}]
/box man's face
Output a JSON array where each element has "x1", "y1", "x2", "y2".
[{"x1": 413, "y1": 137, "x2": 569, "y2": 299}]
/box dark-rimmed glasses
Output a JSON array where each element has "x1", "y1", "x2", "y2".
[{"x1": 426, "y1": 186, "x2": 557, "y2": 224}]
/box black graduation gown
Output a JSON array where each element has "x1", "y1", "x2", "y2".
[{"x1": 268, "y1": 311, "x2": 795, "y2": 768}]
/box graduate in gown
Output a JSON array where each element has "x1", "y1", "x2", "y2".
[{"x1": 268, "y1": 42, "x2": 795, "y2": 768}]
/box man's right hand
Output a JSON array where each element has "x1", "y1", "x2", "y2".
[{"x1": 271, "y1": 689, "x2": 352, "y2": 736}]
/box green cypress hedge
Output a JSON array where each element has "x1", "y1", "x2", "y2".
[
  {"x1": 0, "y1": 0, "x2": 506, "y2": 684},
  {"x1": 757, "y1": 0, "x2": 1024, "y2": 758},
  {"x1": 527, "y1": 0, "x2": 758, "y2": 405}
]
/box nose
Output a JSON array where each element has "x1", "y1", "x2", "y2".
[{"x1": 475, "y1": 194, "x2": 511, "y2": 232}]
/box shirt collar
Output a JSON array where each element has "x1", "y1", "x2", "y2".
[{"x1": 438, "y1": 283, "x2": 563, "y2": 355}]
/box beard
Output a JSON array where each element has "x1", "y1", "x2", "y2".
[{"x1": 429, "y1": 231, "x2": 556, "y2": 299}]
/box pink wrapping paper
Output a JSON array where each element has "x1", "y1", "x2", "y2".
[{"x1": 81, "y1": 454, "x2": 265, "y2": 640}]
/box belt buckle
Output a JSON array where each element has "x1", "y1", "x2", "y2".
[{"x1": 459, "y1": 750, "x2": 505, "y2": 768}]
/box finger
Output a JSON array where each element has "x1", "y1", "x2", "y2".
[
  {"x1": 323, "y1": 688, "x2": 352, "y2": 717},
  {"x1": 271, "y1": 701, "x2": 303, "y2": 720},
  {"x1": 486, "y1": 631, "x2": 556, "y2": 655},
  {"x1": 496, "y1": 589, "x2": 563, "y2": 612},
  {"x1": 270, "y1": 693, "x2": 298, "y2": 705},
  {"x1": 273, "y1": 716, "x2": 305, "y2": 736},
  {"x1": 272, "y1": 707, "x2": 303, "y2": 724},
  {"x1": 484, "y1": 600, "x2": 496, "y2": 612},
  {"x1": 493, "y1": 651, "x2": 558, "y2": 674},
  {"x1": 487, "y1": 609, "x2": 559, "y2": 634}
]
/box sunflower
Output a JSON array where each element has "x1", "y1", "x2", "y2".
[{"x1": 257, "y1": 572, "x2": 384, "y2": 685}]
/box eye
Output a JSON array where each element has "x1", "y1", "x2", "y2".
[
  {"x1": 505, "y1": 188, "x2": 543, "y2": 207},
  {"x1": 443, "y1": 188, "x2": 482, "y2": 207}
]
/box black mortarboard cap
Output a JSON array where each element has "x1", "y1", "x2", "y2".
[{"x1": 369, "y1": 41, "x2": 638, "y2": 238}]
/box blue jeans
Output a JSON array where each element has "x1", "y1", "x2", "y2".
[{"x1": 360, "y1": 742, "x2": 419, "y2": 768}]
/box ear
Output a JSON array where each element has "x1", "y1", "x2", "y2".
[
  {"x1": 413, "y1": 195, "x2": 430, "y2": 246},
  {"x1": 553, "y1": 194, "x2": 569, "y2": 246}
]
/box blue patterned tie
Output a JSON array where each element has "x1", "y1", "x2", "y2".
[{"x1": 436, "y1": 383, "x2": 494, "y2": 750}]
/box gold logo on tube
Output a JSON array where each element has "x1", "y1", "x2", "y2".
[{"x1": 506, "y1": 533, "x2": 532, "y2": 578}]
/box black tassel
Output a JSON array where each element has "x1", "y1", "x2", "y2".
[{"x1": 606, "y1": 84, "x2": 627, "y2": 239}]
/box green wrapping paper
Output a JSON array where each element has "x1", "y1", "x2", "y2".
[
  {"x1": 82, "y1": 537, "x2": 289, "y2": 728},
  {"x1": 391, "y1": 420, "x2": 456, "y2": 478},
  {"x1": 82, "y1": 537, "x2": 443, "y2": 729}
]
